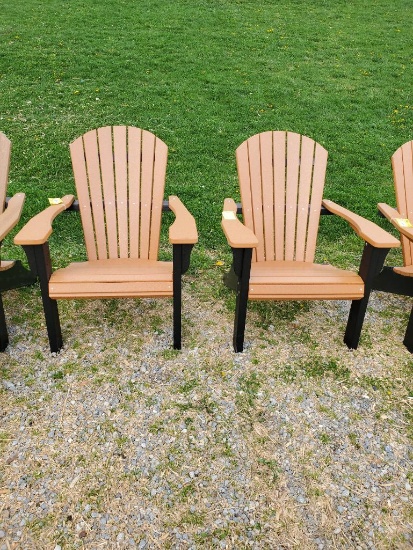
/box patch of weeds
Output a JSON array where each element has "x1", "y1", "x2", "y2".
[
  {"x1": 348, "y1": 432, "x2": 361, "y2": 449},
  {"x1": 317, "y1": 404, "x2": 337, "y2": 419},
  {"x1": 149, "y1": 420, "x2": 165, "y2": 434},
  {"x1": 237, "y1": 371, "x2": 261, "y2": 412},
  {"x1": 180, "y1": 510, "x2": 205, "y2": 526},
  {"x1": 32, "y1": 350, "x2": 45, "y2": 361},
  {"x1": 257, "y1": 458, "x2": 281, "y2": 483},
  {"x1": 302, "y1": 357, "x2": 350, "y2": 380},
  {"x1": 250, "y1": 300, "x2": 311, "y2": 329},
  {"x1": 51, "y1": 370, "x2": 64, "y2": 380},
  {"x1": 277, "y1": 364, "x2": 297, "y2": 382},
  {"x1": 162, "y1": 349, "x2": 179, "y2": 360},
  {"x1": 179, "y1": 378, "x2": 198, "y2": 394},
  {"x1": 358, "y1": 375, "x2": 394, "y2": 394},
  {"x1": 319, "y1": 433, "x2": 331, "y2": 444},
  {"x1": 179, "y1": 482, "x2": 196, "y2": 502}
]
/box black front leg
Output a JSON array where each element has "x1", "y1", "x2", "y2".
[
  {"x1": 23, "y1": 244, "x2": 63, "y2": 353},
  {"x1": 232, "y1": 247, "x2": 252, "y2": 353},
  {"x1": 0, "y1": 294, "x2": 8, "y2": 351},
  {"x1": 344, "y1": 244, "x2": 390, "y2": 349},
  {"x1": 172, "y1": 244, "x2": 194, "y2": 350}
]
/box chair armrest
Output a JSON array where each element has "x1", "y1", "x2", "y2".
[
  {"x1": 0, "y1": 193, "x2": 25, "y2": 241},
  {"x1": 378, "y1": 202, "x2": 413, "y2": 241},
  {"x1": 322, "y1": 199, "x2": 400, "y2": 249},
  {"x1": 14, "y1": 195, "x2": 75, "y2": 245},
  {"x1": 221, "y1": 198, "x2": 259, "y2": 248},
  {"x1": 168, "y1": 195, "x2": 198, "y2": 244}
]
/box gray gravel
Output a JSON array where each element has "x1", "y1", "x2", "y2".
[{"x1": 0, "y1": 281, "x2": 412, "y2": 548}]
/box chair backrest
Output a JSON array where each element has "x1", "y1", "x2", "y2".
[
  {"x1": 392, "y1": 140, "x2": 413, "y2": 267},
  {"x1": 236, "y1": 131, "x2": 328, "y2": 263},
  {"x1": 70, "y1": 126, "x2": 168, "y2": 261},
  {"x1": 0, "y1": 132, "x2": 11, "y2": 215}
]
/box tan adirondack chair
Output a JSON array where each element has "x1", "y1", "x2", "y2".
[
  {"x1": 14, "y1": 126, "x2": 198, "y2": 352},
  {"x1": 377, "y1": 139, "x2": 413, "y2": 351},
  {"x1": 0, "y1": 132, "x2": 35, "y2": 350},
  {"x1": 222, "y1": 131, "x2": 400, "y2": 352}
]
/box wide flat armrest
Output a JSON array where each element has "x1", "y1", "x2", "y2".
[
  {"x1": 14, "y1": 195, "x2": 75, "y2": 245},
  {"x1": 378, "y1": 202, "x2": 413, "y2": 242},
  {"x1": 168, "y1": 195, "x2": 198, "y2": 244},
  {"x1": 221, "y1": 198, "x2": 258, "y2": 248},
  {"x1": 322, "y1": 199, "x2": 400, "y2": 249},
  {"x1": 0, "y1": 193, "x2": 25, "y2": 241}
]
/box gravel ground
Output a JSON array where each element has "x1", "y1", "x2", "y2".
[{"x1": 0, "y1": 266, "x2": 412, "y2": 549}]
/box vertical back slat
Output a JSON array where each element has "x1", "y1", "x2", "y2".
[
  {"x1": 247, "y1": 135, "x2": 265, "y2": 261},
  {"x1": 236, "y1": 141, "x2": 255, "y2": 260},
  {"x1": 140, "y1": 131, "x2": 156, "y2": 259},
  {"x1": 393, "y1": 143, "x2": 413, "y2": 265},
  {"x1": 260, "y1": 132, "x2": 275, "y2": 261},
  {"x1": 305, "y1": 143, "x2": 327, "y2": 262},
  {"x1": 70, "y1": 136, "x2": 98, "y2": 260},
  {"x1": 273, "y1": 131, "x2": 286, "y2": 260},
  {"x1": 149, "y1": 138, "x2": 167, "y2": 260},
  {"x1": 113, "y1": 126, "x2": 128, "y2": 258},
  {"x1": 295, "y1": 136, "x2": 315, "y2": 261},
  {"x1": 83, "y1": 130, "x2": 107, "y2": 259},
  {"x1": 128, "y1": 127, "x2": 142, "y2": 258},
  {"x1": 98, "y1": 126, "x2": 118, "y2": 259},
  {"x1": 284, "y1": 133, "x2": 301, "y2": 261},
  {"x1": 0, "y1": 132, "x2": 11, "y2": 213}
]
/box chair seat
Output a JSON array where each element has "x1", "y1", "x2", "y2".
[
  {"x1": 248, "y1": 261, "x2": 364, "y2": 300},
  {"x1": 49, "y1": 259, "x2": 173, "y2": 299}
]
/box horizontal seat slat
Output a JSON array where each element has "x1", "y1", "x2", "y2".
[
  {"x1": 49, "y1": 259, "x2": 173, "y2": 298},
  {"x1": 50, "y1": 281, "x2": 173, "y2": 299},
  {"x1": 248, "y1": 261, "x2": 364, "y2": 300}
]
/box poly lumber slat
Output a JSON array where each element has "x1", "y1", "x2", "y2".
[
  {"x1": 260, "y1": 132, "x2": 275, "y2": 261},
  {"x1": 50, "y1": 282, "x2": 173, "y2": 299},
  {"x1": 273, "y1": 131, "x2": 286, "y2": 260},
  {"x1": 285, "y1": 132, "x2": 301, "y2": 261},
  {"x1": 14, "y1": 195, "x2": 75, "y2": 245},
  {"x1": 113, "y1": 126, "x2": 129, "y2": 258},
  {"x1": 394, "y1": 265, "x2": 413, "y2": 277},
  {"x1": 50, "y1": 258, "x2": 172, "y2": 282},
  {"x1": 83, "y1": 130, "x2": 107, "y2": 259},
  {"x1": 247, "y1": 134, "x2": 265, "y2": 261},
  {"x1": 236, "y1": 140, "x2": 256, "y2": 261},
  {"x1": 248, "y1": 285, "x2": 364, "y2": 300},
  {"x1": 98, "y1": 126, "x2": 118, "y2": 259},
  {"x1": 323, "y1": 200, "x2": 400, "y2": 248},
  {"x1": 305, "y1": 143, "x2": 327, "y2": 262},
  {"x1": 140, "y1": 131, "x2": 156, "y2": 259},
  {"x1": 0, "y1": 193, "x2": 25, "y2": 241},
  {"x1": 392, "y1": 143, "x2": 413, "y2": 266},
  {"x1": 248, "y1": 260, "x2": 364, "y2": 299},
  {"x1": 128, "y1": 127, "x2": 142, "y2": 258},
  {"x1": 295, "y1": 135, "x2": 315, "y2": 261},
  {"x1": 0, "y1": 132, "x2": 11, "y2": 213},
  {"x1": 169, "y1": 196, "x2": 198, "y2": 244},
  {"x1": 149, "y1": 136, "x2": 168, "y2": 259},
  {"x1": 70, "y1": 135, "x2": 98, "y2": 260}
]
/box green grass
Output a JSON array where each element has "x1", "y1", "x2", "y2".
[{"x1": 1, "y1": 0, "x2": 412, "y2": 264}]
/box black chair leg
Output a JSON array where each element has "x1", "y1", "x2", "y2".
[
  {"x1": 23, "y1": 244, "x2": 63, "y2": 353},
  {"x1": 403, "y1": 304, "x2": 413, "y2": 353},
  {"x1": 173, "y1": 245, "x2": 183, "y2": 350},
  {"x1": 232, "y1": 248, "x2": 252, "y2": 353},
  {"x1": 0, "y1": 294, "x2": 9, "y2": 351},
  {"x1": 344, "y1": 244, "x2": 390, "y2": 349}
]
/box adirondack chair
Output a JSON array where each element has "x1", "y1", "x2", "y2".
[
  {"x1": 0, "y1": 132, "x2": 36, "y2": 350},
  {"x1": 221, "y1": 131, "x2": 400, "y2": 352},
  {"x1": 376, "y1": 139, "x2": 413, "y2": 352},
  {"x1": 14, "y1": 126, "x2": 198, "y2": 352}
]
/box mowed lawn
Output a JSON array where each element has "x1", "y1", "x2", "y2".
[{"x1": 1, "y1": 0, "x2": 412, "y2": 263}]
